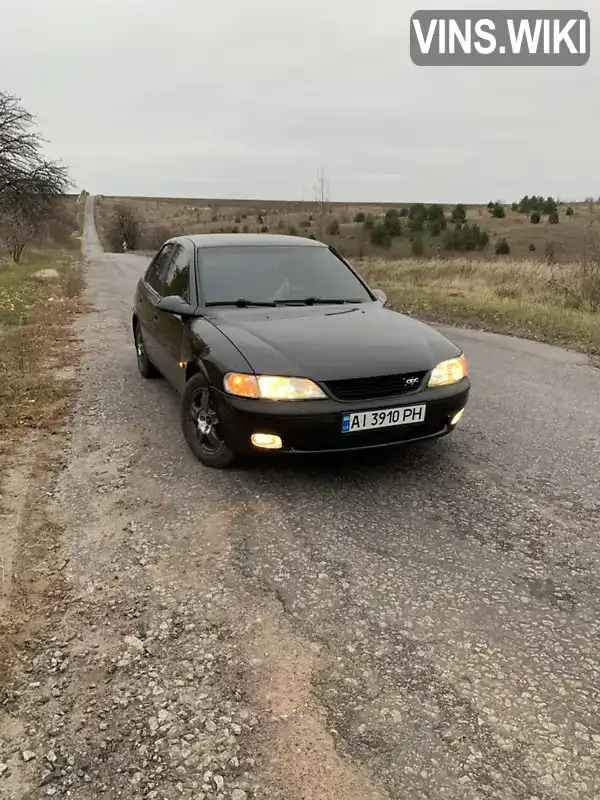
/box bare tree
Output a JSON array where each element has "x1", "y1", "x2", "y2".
[
  {"x1": 106, "y1": 204, "x2": 142, "y2": 252},
  {"x1": 0, "y1": 195, "x2": 76, "y2": 262},
  {"x1": 0, "y1": 92, "x2": 71, "y2": 221},
  {"x1": 313, "y1": 167, "x2": 330, "y2": 241},
  {"x1": 0, "y1": 206, "x2": 38, "y2": 262}
]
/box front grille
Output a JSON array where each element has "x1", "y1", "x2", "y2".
[{"x1": 323, "y1": 371, "x2": 428, "y2": 401}]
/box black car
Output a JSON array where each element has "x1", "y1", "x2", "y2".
[{"x1": 132, "y1": 233, "x2": 470, "y2": 468}]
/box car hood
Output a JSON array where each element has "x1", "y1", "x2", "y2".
[{"x1": 203, "y1": 303, "x2": 462, "y2": 380}]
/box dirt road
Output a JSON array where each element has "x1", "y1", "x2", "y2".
[{"x1": 1, "y1": 195, "x2": 600, "y2": 799}]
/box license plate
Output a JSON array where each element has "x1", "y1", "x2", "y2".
[{"x1": 342, "y1": 404, "x2": 426, "y2": 433}]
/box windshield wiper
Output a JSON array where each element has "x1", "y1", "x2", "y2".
[
  {"x1": 205, "y1": 299, "x2": 277, "y2": 307},
  {"x1": 277, "y1": 297, "x2": 364, "y2": 306},
  {"x1": 205, "y1": 298, "x2": 365, "y2": 308}
]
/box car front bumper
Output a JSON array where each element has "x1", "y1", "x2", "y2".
[{"x1": 213, "y1": 378, "x2": 470, "y2": 455}]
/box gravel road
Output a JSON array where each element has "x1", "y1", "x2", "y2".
[{"x1": 1, "y1": 195, "x2": 600, "y2": 799}]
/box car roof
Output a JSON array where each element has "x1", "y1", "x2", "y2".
[{"x1": 171, "y1": 233, "x2": 328, "y2": 249}]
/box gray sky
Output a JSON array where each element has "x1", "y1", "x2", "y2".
[{"x1": 2, "y1": 0, "x2": 596, "y2": 203}]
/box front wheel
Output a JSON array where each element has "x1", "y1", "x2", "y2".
[{"x1": 181, "y1": 373, "x2": 237, "y2": 468}]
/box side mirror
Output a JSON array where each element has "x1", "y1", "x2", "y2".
[
  {"x1": 156, "y1": 295, "x2": 198, "y2": 318},
  {"x1": 373, "y1": 288, "x2": 387, "y2": 304}
]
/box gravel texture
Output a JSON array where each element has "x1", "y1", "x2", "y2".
[{"x1": 1, "y1": 195, "x2": 600, "y2": 799}]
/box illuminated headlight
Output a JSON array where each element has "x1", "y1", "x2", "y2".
[
  {"x1": 428, "y1": 354, "x2": 468, "y2": 388},
  {"x1": 224, "y1": 373, "x2": 327, "y2": 400}
]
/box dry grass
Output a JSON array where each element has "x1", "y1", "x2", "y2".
[
  {"x1": 0, "y1": 199, "x2": 83, "y2": 694},
  {"x1": 0, "y1": 248, "x2": 84, "y2": 458},
  {"x1": 357, "y1": 256, "x2": 600, "y2": 355}
]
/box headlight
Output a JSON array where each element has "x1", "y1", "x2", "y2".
[
  {"x1": 428, "y1": 354, "x2": 468, "y2": 387},
  {"x1": 224, "y1": 373, "x2": 327, "y2": 400}
]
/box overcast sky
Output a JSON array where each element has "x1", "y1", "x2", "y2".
[{"x1": 2, "y1": 0, "x2": 596, "y2": 203}]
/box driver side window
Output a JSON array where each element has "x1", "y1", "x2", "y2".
[
  {"x1": 146, "y1": 244, "x2": 175, "y2": 296},
  {"x1": 163, "y1": 244, "x2": 191, "y2": 302}
]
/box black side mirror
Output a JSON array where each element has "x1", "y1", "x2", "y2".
[
  {"x1": 373, "y1": 288, "x2": 387, "y2": 304},
  {"x1": 156, "y1": 295, "x2": 198, "y2": 318}
]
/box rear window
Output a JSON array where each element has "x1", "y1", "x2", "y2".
[{"x1": 198, "y1": 245, "x2": 372, "y2": 304}]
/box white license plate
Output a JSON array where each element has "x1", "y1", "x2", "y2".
[{"x1": 342, "y1": 404, "x2": 426, "y2": 433}]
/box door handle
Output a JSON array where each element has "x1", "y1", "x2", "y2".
[{"x1": 154, "y1": 314, "x2": 159, "y2": 322}]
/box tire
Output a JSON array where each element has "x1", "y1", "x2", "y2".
[
  {"x1": 181, "y1": 373, "x2": 237, "y2": 468},
  {"x1": 134, "y1": 322, "x2": 160, "y2": 379}
]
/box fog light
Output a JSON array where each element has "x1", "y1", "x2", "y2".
[
  {"x1": 450, "y1": 409, "x2": 465, "y2": 426},
  {"x1": 251, "y1": 433, "x2": 282, "y2": 450}
]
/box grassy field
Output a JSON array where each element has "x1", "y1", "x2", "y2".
[
  {"x1": 359, "y1": 257, "x2": 600, "y2": 356},
  {"x1": 94, "y1": 193, "x2": 600, "y2": 356},
  {"x1": 0, "y1": 198, "x2": 84, "y2": 460},
  {"x1": 0, "y1": 198, "x2": 84, "y2": 701},
  {"x1": 95, "y1": 194, "x2": 600, "y2": 264}
]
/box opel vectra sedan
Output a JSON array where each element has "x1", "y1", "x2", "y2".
[{"x1": 132, "y1": 233, "x2": 469, "y2": 468}]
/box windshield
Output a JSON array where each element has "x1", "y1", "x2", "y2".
[{"x1": 198, "y1": 245, "x2": 373, "y2": 305}]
